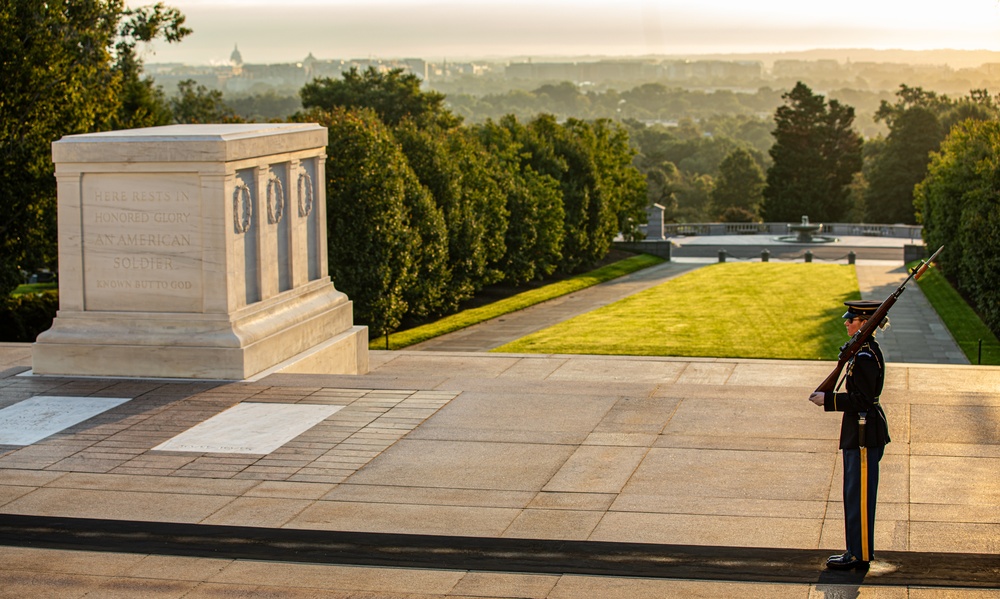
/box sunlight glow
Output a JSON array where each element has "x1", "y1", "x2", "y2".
[{"x1": 130, "y1": 0, "x2": 1000, "y2": 64}]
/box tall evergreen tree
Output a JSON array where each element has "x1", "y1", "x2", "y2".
[
  {"x1": 527, "y1": 116, "x2": 607, "y2": 272},
  {"x1": 864, "y1": 106, "x2": 942, "y2": 224},
  {"x1": 762, "y1": 82, "x2": 862, "y2": 223},
  {"x1": 520, "y1": 115, "x2": 643, "y2": 272}
]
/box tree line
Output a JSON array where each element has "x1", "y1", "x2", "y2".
[
  {"x1": 760, "y1": 81, "x2": 1000, "y2": 332},
  {"x1": 295, "y1": 68, "x2": 647, "y2": 336},
  {"x1": 3, "y1": 1, "x2": 999, "y2": 340},
  {"x1": 0, "y1": 2, "x2": 648, "y2": 340}
]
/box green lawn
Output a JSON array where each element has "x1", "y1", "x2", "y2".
[
  {"x1": 915, "y1": 264, "x2": 1000, "y2": 365},
  {"x1": 11, "y1": 283, "x2": 57, "y2": 297},
  {"x1": 493, "y1": 262, "x2": 859, "y2": 360},
  {"x1": 372, "y1": 253, "x2": 665, "y2": 350}
]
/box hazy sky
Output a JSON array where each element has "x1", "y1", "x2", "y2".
[{"x1": 131, "y1": 0, "x2": 1000, "y2": 65}]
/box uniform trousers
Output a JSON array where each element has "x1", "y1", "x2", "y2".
[{"x1": 843, "y1": 444, "x2": 884, "y2": 561}]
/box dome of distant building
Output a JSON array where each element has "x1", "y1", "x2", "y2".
[{"x1": 230, "y1": 44, "x2": 243, "y2": 66}]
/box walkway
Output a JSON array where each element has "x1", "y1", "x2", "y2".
[{"x1": 855, "y1": 262, "x2": 968, "y2": 364}]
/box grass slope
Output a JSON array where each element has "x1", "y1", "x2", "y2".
[
  {"x1": 11, "y1": 283, "x2": 57, "y2": 297},
  {"x1": 493, "y1": 262, "x2": 859, "y2": 360},
  {"x1": 915, "y1": 264, "x2": 1000, "y2": 365},
  {"x1": 372, "y1": 253, "x2": 664, "y2": 350}
]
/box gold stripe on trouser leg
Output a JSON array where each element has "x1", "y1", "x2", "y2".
[{"x1": 860, "y1": 446, "x2": 869, "y2": 561}]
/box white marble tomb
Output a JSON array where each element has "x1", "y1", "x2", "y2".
[{"x1": 33, "y1": 124, "x2": 368, "y2": 379}]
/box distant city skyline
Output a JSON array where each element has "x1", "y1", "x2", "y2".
[{"x1": 131, "y1": 0, "x2": 1000, "y2": 65}]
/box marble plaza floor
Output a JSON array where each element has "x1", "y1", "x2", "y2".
[
  {"x1": 1, "y1": 346, "x2": 999, "y2": 597},
  {"x1": 1, "y1": 253, "x2": 998, "y2": 597}
]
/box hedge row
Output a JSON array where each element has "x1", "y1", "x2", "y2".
[
  {"x1": 917, "y1": 119, "x2": 1000, "y2": 335},
  {"x1": 0, "y1": 291, "x2": 57, "y2": 342}
]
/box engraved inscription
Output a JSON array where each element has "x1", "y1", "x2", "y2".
[{"x1": 82, "y1": 173, "x2": 202, "y2": 313}]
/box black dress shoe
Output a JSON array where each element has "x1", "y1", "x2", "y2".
[{"x1": 826, "y1": 552, "x2": 870, "y2": 570}]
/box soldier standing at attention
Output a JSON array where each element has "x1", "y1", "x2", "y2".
[{"x1": 809, "y1": 300, "x2": 891, "y2": 570}]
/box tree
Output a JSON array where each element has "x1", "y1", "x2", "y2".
[
  {"x1": 524, "y1": 115, "x2": 614, "y2": 272},
  {"x1": 444, "y1": 128, "x2": 508, "y2": 291},
  {"x1": 398, "y1": 163, "x2": 450, "y2": 323},
  {"x1": 510, "y1": 115, "x2": 644, "y2": 270},
  {"x1": 711, "y1": 147, "x2": 765, "y2": 221},
  {"x1": 476, "y1": 116, "x2": 564, "y2": 283},
  {"x1": 643, "y1": 165, "x2": 680, "y2": 222},
  {"x1": 941, "y1": 89, "x2": 1000, "y2": 134},
  {"x1": 915, "y1": 119, "x2": 1000, "y2": 334},
  {"x1": 171, "y1": 79, "x2": 237, "y2": 124},
  {"x1": 762, "y1": 82, "x2": 863, "y2": 223},
  {"x1": 0, "y1": 0, "x2": 188, "y2": 295},
  {"x1": 300, "y1": 67, "x2": 459, "y2": 129},
  {"x1": 674, "y1": 173, "x2": 715, "y2": 223},
  {"x1": 304, "y1": 107, "x2": 421, "y2": 337},
  {"x1": 864, "y1": 106, "x2": 941, "y2": 224},
  {"x1": 864, "y1": 86, "x2": 946, "y2": 225},
  {"x1": 393, "y1": 120, "x2": 507, "y2": 312},
  {"x1": 534, "y1": 82, "x2": 588, "y2": 117},
  {"x1": 625, "y1": 118, "x2": 768, "y2": 223},
  {"x1": 111, "y1": 2, "x2": 190, "y2": 130},
  {"x1": 864, "y1": 86, "x2": 1000, "y2": 225},
  {"x1": 587, "y1": 119, "x2": 648, "y2": 242}
]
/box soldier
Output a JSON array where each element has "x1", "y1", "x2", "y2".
[{"x1": 809, "y1": 299, "x2": 891, "y2": 570}]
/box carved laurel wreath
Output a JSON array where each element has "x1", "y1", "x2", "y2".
[
  {"x1": 297, "y1": 171, "x2": 314, "y2": 217},
  {"x1": 232, "y1": 183, "x2": 252, "y2": 233},
  {"x1": 267, "y1": 177, "x2": 285, "y2": 224}
]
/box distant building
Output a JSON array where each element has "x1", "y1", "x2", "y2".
[
  {"x1": 230, "y1": 44, "x2": 244, "y2": 77},
  {"x1": 230, "y1": 44, "x2": 244, "y2": 66},
  {"x1": 772, "y1": 59, "x2": 841, "y2": 79},
  {"x1": 505, "y1": 59, "x2": 760, "y2": 85},
  {"x1": 506, "y1": 61, "x2": 578, "y2": 81},
  {"x1": 143, "y1": 52, "x2": 995, "y2": 101},
  {"x1": 302, "y1": 52, "x2": 318, "y2": 79}
]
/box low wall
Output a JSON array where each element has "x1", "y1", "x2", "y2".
[{"x1": 657, "y1": 222, "x2": 922, "y2": 240}]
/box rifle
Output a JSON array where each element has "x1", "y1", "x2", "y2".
[{"x1": 815, "y1": 245, "x2": 944, "y2": 393}]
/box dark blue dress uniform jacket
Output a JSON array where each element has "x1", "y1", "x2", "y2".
[{"x1": 823, "y1": 339, "x2": 891, "y2": 449}]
